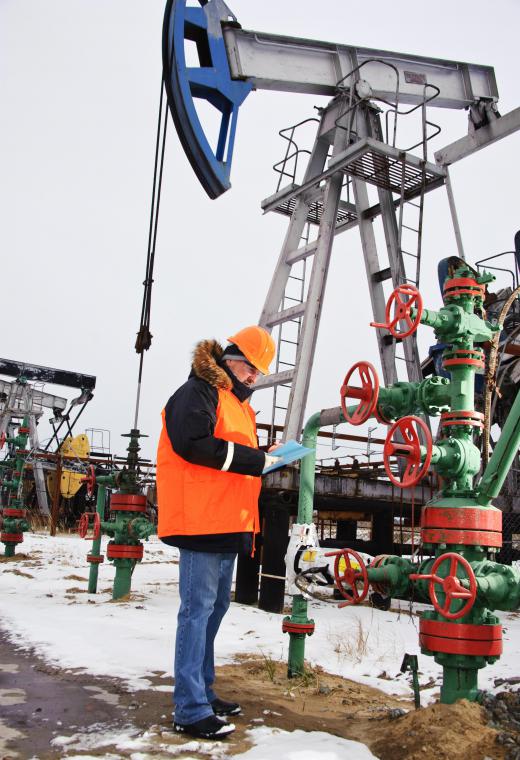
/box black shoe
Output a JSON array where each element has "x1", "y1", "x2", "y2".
[
  {"x1": 211, "y1": 697, "x2": 241, "y2": 716},
  {"x1": 174, "y1": 714, "x2": 235, "y2": 739}
]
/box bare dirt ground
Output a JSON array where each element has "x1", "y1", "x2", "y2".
[{"x1": 0, "y1": 631, "x2": 508, "y2": 760}]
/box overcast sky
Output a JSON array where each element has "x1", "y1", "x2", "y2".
[{"x1": 1, "y1": 0, "x2": 519, "y2": 462}]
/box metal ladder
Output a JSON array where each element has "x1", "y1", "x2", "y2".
[{"x1": 256, "y1": 82, "x2": 448, "y2": 440}]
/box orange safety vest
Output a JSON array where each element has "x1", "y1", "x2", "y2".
[{"x1": 156, "y1": 387, "x2": 261, "y2": 538}]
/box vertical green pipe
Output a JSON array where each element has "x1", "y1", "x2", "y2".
[
  {"x1": 478, "y1": 388, "x2": 520, "y2": 505},
  {"x1": 4, "y1": 542, "x2": 15, "y2": 558},
  {"x1": 441, "y1": 666, "x2": 478, "y2": 704},
  {"x1": 287, "y1": 409, "x2": 345, "y2": 677},
  {"x1": 88, "y1": 484, "x2": 106, "y2": 594},
  {"x1": 287, "y1": 412, "x2": 321, "y2": 677},
  {"x1": 112, "y1": 560, "x2": 134, "y2": 600}
]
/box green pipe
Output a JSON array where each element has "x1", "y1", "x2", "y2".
[
  {"x1": 112, "y1": 559, "x2": 135, "y2": 599},
  {"x1": 287, "y1": 407, "x2": 344, "y2": 678},
  {"x1": 477, "y1": 388, "x2": 520, "y2": 505},
  {"x1": 88, "y1": 484, "x2": 106, "y2": 594}
]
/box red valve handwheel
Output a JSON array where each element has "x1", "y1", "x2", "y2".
[
  {"x1": 0, "y1": 432, "x2": 5, "y2": 450},
  {"x1": 78, "y1": 512, "x2": 100, "y2": 540},
  {"x1": 340, "y1": 361, "x2": 380, "y2": 426},
  {"x1": 383, "y1": 415, "x2": 432, "y2": 488},
  {"x1": 80, "y1": 465, "x2": 96, "y2": 497},
  {"x1": 410, "y1": 552, "x2": 477, "y2": 620},
  {"x1": 325, "y1": 548, "x2": 369, "y2": 607},
  {"x1": 371, "y1": 284, "x2": 423, "y2": 338}
]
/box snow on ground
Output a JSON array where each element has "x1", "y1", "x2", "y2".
[
  {"x1": 1, "y1": 531, "x2": 520, "y2": 757},
  {"x1": 51, "y1": 724, "x2": 378, "y2": 760}
]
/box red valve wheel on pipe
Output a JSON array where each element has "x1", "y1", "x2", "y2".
[
  {"x1": 78, "y1": 512, "x2": 101, "y2": 540},
  {"x1": 325, "y1": 548, "x2": 369, "y2": 608},
  {"x1": 371, "y1": 284, "x2": 423, "y2": 338},
  {"x1": 80, "y1": 465, "x2": 96, "y2": 498},
  {"x1": 383, "y1": 415, "x2": 432, "y2": 488},
  {"x1": 340, "y1": 361, "x2": 380, "y2": 426},
  {"x1": 410, "y1": 552, "x2": 477, "y2": 620}
]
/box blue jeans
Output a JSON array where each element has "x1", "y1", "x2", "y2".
[{"x1": 174, "y1": 549, "x2": 237, "y2": 724}]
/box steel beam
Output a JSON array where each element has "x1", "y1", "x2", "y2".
[
  {"x1": 223, "y1": 26, "x2": 498, "y2": 109},
  {"x1": 435, "y1": 106, "x2": 520, "y2": 166},
  {"x1": 0, "y1": 358, "x2": 96, "y2": 390},
  {"x1": 0, "y1": 380, "x2": 67, "y2": 413}
]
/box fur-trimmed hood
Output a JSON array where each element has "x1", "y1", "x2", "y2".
[{"x1": 192, "y1": 339, "x2": 232, "y2": 390}]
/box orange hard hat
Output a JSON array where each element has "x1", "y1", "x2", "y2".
[{"x1": 227, "y1": 326, "x2": 275, "y2": 375}]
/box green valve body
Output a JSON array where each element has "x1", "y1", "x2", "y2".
[
  {"x1": 83, "y1": 430, "x2": 155, "y2": 599},
  {"x1": 292, "y1": 268, "x2": 520, "y2": 703},
  {"x1": 369, "y1": 269, "x2": 520, "y2": 703},
  {"x1": 1, "y1": 415, "x2": 31, "y2": 557}
]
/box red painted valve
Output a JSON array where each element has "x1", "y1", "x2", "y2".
[
  {"x1": 340, "y1": 361, "x2": 380, "y2": 426},
  {"x1": 383, "y1": 415, "x2": 432, "y2": 488},
  {"x1": 0, "y1": 432, "x2": 5, "y2": 450},
  {"x1": 371, "y1": 284, "x2": 423, "y2": 338},
  {"x1": 325, "y1": 548, "x2": 369, "y2": 608},
  {"x1": 410, "y1": 552, "x2": 477, "y2": 620},
  {"x1": 78, "y1": 511, "x2": 101, "y2": 540},
  {"x1": 80, "y1": 465, "x2": 96, "y2": 497}
]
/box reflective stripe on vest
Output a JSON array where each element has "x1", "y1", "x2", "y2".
[{"x1": 156, "y1": 388, "x2": 261, "y2": 537}]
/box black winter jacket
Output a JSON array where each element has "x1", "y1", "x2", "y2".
[{"x1": 160, "y1": 339, "x2": 265, "y2": 554}]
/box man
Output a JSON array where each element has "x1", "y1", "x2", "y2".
[{"x1": 156, "y1": 326, "x2": 280, "y2": 740}]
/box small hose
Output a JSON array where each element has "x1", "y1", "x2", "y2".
[{"x1": 483, "y1": 286, "x2": 520, "y2": 463}]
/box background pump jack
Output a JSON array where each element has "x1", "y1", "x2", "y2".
[
  {"x1": 78, "y1": 429, "x2": 155, "y2": 600},
  {"x1": 283, "y1": 269, "x2": 520, "y2": 704}
]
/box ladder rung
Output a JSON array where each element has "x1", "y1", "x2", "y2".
[
  {"x1": 286, "y1": 240, "x2": 318, "y2": 266},
  {"x1": 283, "y1": 295, "x2": 303, "y2": 303},
  {"x1": 255, "y1": 369, "x2": 295, "y2": 390},
  {"x1": 289, "y1": 275, "x2": 305, "y2": 282},
  {"x1": 280, "y1": 338, "x2": 298, "y2": 345},
  {"x1": 266, "y1": 303, "x2": 306, "y2": 327},
  {"x1": 407, "y1": 201, "x2": 421, "y2": 208},
  {"x1": 402, "y1": 224, "x2": 419, "y2": 232},
  {"x1": 401, "y1": 250, "x2": 419, "y2": 258}
]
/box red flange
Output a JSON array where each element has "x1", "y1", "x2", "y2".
[
  {"x1": 440, "y1": 410, "x2": 484, "y2": 430},
  {"x1": 371, "y1": 284, "x2": 423, "y2": 338},
  {"x1": 442, "y1": 349, "x2": 485, "y2": 370},
  {"x1": 368, "y1": 554, "x2": 391, "y2": 595},
  {"x1": 80, "y1": 465, "x2": 96, "y2": 497},
  {"x1": 419, "y1": 618, "x2": 502, "y2": 657},
  {"x1": 282, "y1": 620, "x2": 315, "y2": 635},
  {"x1": 421, "y1": 528, "x2": 502, "y2": 548},
  {"x1": 1, "y1": 533, "x2": 23, "y2": 543},
  {"x1": 340, "y1": 361, "x2": 380, "y2": 426},
  {"x1": 86, "y1": 554, "x2": 104, "y2": 564},
  {"x1": 410, "y1": 552, "x2": 477, "y2": 620},
  {"x1": 106, "y1": 542, "x2": 144, "y2": 560},
  {"x1": 110, "y1": 493, "x2": 147, "y2": 513},
  {"x1": 325, "y1": 548, "x2": 369, "y2": 607},
  {"x1": 2, "y1": 508, "x2": 27, "y2": 518},
  {"x1": 78, "y1": 512, "x2": 101, "y2": 540},
  {"x1": 383, "y1": 415, "x2": 432, "y2": 488},
  {"x1": 421, "y1": 506, "x2": 502, "y2": 532},
  {"x1": 443, "y1": 277, "x2": 485, "y2": 301}
]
